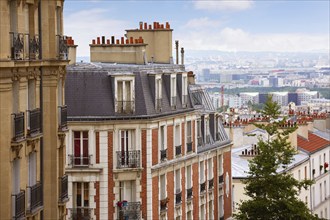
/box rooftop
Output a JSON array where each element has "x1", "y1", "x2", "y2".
[{"x1": 298, "y1": 131, "x2": 330, "y2": 153}]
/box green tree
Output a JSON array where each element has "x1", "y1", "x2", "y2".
[{"x1": 234, "y1": 96, "x2": 318, "y2": 220}]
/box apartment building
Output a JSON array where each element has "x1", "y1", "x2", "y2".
[
  {"x1": 64, "y1": 22, "x2": 233, "y2": 220},
  {"x1": 0, "y1": 0, "x2": 69, "y2": 219}
]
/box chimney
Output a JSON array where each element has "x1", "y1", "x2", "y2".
[
  {"x1": 139, "y1": 21, "x2": 143, "y2": 30},
  {"x1": 97, "y1": 37, "x2": 100, "y2": 44},
  {"x1": 181, "y1": 47, "x2": 184, "y2": 65},
  {"x1": 144, "y1": 22, "x2": 147, "y2": 30},
  {"x1": 175, "y1": 40, "x2": 179, "y2": 64},
  {"x1": 68, "y1": 36, "x2": 77, "y2": 65},
  {"x1": 102, "y1": 36, "x2": 105, "y2": 44},
  {"x1": 121, "y1": 37, "x2": 124, "y2": 44},
  {"x1": 111, "y1": 36, "x2": 115, "y2": 44}
]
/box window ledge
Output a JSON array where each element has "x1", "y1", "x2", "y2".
[{"x1": 65, "y1": 167, "x2": 102, "y2": 173}]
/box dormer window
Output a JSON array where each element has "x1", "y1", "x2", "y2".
[
  {"x1": 182, "y1": 75, "x2": 188, "y2": 108},
  {"x1": 115, "y1": 77, "x2": 135, "y2": 114},
  {"x1": 155, "y1": 77, "x2": 162, "y2": 111},
  {"x1": 170, "y1": 75, "x2": 177, "y2": 109}
]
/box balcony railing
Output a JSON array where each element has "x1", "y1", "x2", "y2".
[
  {"x1": 156, "y1": 98, "x2": 162, "y2": 111},
  {"x1": 118, "y1": 202, "x2": 141, "y2": 220},
  {"x1": 69, "y1": 155, "x2": 91, "y2": 167},
  {"x1": 27, "y1": 182, "x2": 42, "y2": 213},
  {"x1": 171, "y1": 96, "x2": 177, "y2": 109},
  {"x1": 12, "y1": 190, "x2": 25, "y2": 219},
  {"x1": 219, "y1": 174, "x2": 224, "y2": 185},
  {"x1": 175, "y1": 145, "x2": 181, "y2": 156},
  {"x1": 208, "y1": 178, "x2": 214, "y2": 189},
  {"x1": 200, "y1": 181, "x2": 206, "y2": 193},
  {"x1": 116, "y1": 150, "x2": 140, "y2": 169},
  {"x1": 182, "y1": 94, "x2": 188, "y2": 108},
  {"x1": 58, "y1": 105, "x2": 67, "y2": 131},
  {"x1": 160, "y1": 149, "x2": 167, "y2": 161},
  {"x1": 160, "y1": 198, "x2": 168, "y2": 211},
  {"x1": 10, "y1": 32, "x2": 40, "y2": 60},
  {"x1": 197, "y1": 136, "x2": 203, "y2": 147},
  {"x1": 56, "y1": 35, "x2": 68, "y2": 60},
  {"x1": 59, "y1": 175, "x2": 68, "y2": 203},
  {"x1": 175, "y1": 191, "x2": 182, "y2": 204},
  {"x1": 69, "y1": 208, "x2": 92, "y2": 220},
  {"x1": 12, "y1": 112, "x2": 25, "y2": 141},
  {"x1": 187, "y1": 187, "x2": 193, "y2": 199},
  {"x1": 186, "y1": 142, "x2": 192, "y2": 153},
  {"x1": 116, "y1": 101, "x2": 134, "y2": 114},
  {"x1": 27, "y1": 108, "x2": 41, "y2": 136}
]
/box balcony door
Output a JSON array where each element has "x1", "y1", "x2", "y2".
[
  {"x1": 119, "y1": 181, "x2": 136, "y2": 202},
  {"x1": 119, "y1": 130, "x2": 135, "y2": 167},
  {"x1": 74, "y1": 131, "x2": 89, "y2": 166},
  {"x1": 73, "y1": 182, "x2": 90, "y2": 220}
]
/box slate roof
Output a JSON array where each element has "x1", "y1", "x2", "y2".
[{"x1": 297, "y1": 131, "x2": 330, "y2": 153}]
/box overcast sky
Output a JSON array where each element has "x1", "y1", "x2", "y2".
[{"x1": 63, "y1": 0, "x2": 330, "y2": 57}]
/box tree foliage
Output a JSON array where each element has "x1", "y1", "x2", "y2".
[{"x1": 234, "y1": 96, "x2": 318, "y2": 220}]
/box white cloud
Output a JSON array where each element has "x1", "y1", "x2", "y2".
[
  {"x1": 184, "y1": 17, "x2": 223, "y2": 29},
  {"x1": 176, "y1": 26, "x2": 330, "y2": 52},
  {"x1": 194, "y1": 0, "x2": 254, "y2": 12},
  {"x1": 64, "y1": 8, "x2": 129, "y2": 56}
]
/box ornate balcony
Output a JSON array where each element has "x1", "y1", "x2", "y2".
[
  {"x1": 156, "y1": 98, "x2": 162, "y2": 111},
  {"x1": 171, "y1": 96, "x2": 177, "y2": 109},
  {"x1": 160, "y1": 198, "x2": 168, "y2": 211},
  {"x1": 187, "y1": 187, "x2": 193, "y2": 199},
  {"x1": 186, "y1": 142, "x2": 192, "y2": 153},
  {"x1": 27, "y1": 108, "x2": 41, "y2": 136},
  {"x1": 9, "y1": 33, "x2": 40, "y2": 60},
  {"x1": 69, "y1": 208, "x2": 92, "y2": 220},
  {"x1": 208, "y1": 178, "x2": 214, "y2": 189},
  {"x1": 182, "y1": 94, "x2": 188, "y2": 108},
  {"x1": 118, "y1": 201, "x2": 141, "y2": 220},
  {"x1": 116, "y1": 101, "x2": 134, "y2": 114},
  {"x1": 160, "y1": 149, "x2": 167, "y2": 161},
  {"x1": 175, "y1": 145, "x2": 181, "y2": 156},
  {"x1": 175, "y1": 191, "x2": 182, "y2": 204},
  {"x1": 219, "y1": 174, "x2": 224, "y2": 185},
  {"x1": 12, "y1": 112, "x2": 25, "y2": 142},
  {"x1": 116, "y1": 150, "x2": 140, "y2": 169},
  {"x1": 12, "y1": 190, "x2": 25, "y2": 219},
  {"x1": 58, "y1": 105, "x2": 68, "y2": 131},
  {"x1": 57, "y1": 35, "x2": 68, "y2": 60},
  {"x1": 200, "y1": 181, "x2": 206, "y2": 193},
  {"x1": 69, "y1": 155, "x2": 91, "y2": 167},
  {"x1": 59, "y1": 175, "x2": 68, "y2": 203},
  {"x1": 29, "y1": 35, "x2": 40, "y2": 60},
  {"x1": 27, "y1": 182, "x2": 42, "y2": 214}
]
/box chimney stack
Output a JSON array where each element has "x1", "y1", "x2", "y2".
[
  {"x1": 175, "y1": 40, "x2": 179, "y2": 64},
  {"x1": 111, "y1": 36, "x2": 115, "y2": 44},
  {"x1": 181, "y1": 47, "x2": 184, "y2": 65}
]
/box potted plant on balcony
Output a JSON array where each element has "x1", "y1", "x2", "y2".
[{"x1": 325, "y1": 162, "x2": 329, "y2": 172}]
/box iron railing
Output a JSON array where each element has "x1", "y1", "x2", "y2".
[
  {"x1": 187, "y1": 187, "x2": 193, "y2": 199},
  {"x1": 69, "y1": 155, "x2": 91, "y2": 167},
  {"x1": 116, "y1": 150, "x2": 140, "y2": 169},
  {"x1": 10, "y1": 32, "x2": 40, "y2": 60},
  {"x1": 57, "y1": 35, "x2": 68, "y2": 60},
  {"x1": 58, "y1": 105, "x2": 67, "y2": 130},
  {"x1": 116, "y1": 101, "x2": 134, "y2": 114},
  {"x1": 186, "y1": 142, "x2": 192, "y2": 153},
  {"x1": 27, "y1": 108, "x2": 41, "y2": 136},
  {"x1": 160, "y1": 149, "x2": 167, "y2": 161},
  {"x1": 12, "y1": 112, "x2": 25, "y2": 141},
  {"x1": 29, "y1": 35, "x2": 40, "y2": 60},
  {"x1": 182, "y1": 94, "x2": 188, "y2": 108},
  {"x1": 156, "y1": 98, "x2": 162, "y2": 111},
  {"x1": 197, "y1": 136, "x2": 203, "y2": 147},
  {"x1": 200, "y1": 181, "x2": 206, "y2": 193},
  {"x1": 69, "y1": 208, "x2": 92, "y2": 220},
  {"x1": 12, "y1": 190, "x2": 25, "y2": 219},
  {"x1": 175, "y1": 191, "x2": 182, "y2": 204},
  {"x1": 27, "y1": 182, "x2": 42, "y2": 213},
  {"x1": 160, "y1": 198, "x2": 168, "y2": 211},
  {"x1": 219, "y1": 174, "x2": 224, "y2": 185},
  {"x1": 59, "y1": 175, "x2": 68, "y2": 202},
  {"x1": 175, "y1": 145, "x2": 181, "y2": 156},
  {"x1": 118, "y1": 202, "x2": 141, "y2": 220},
  {"x1": 171, "y1": 96, "x2": 177, "y2": 109},
  {"x1": 208, "y1": 178, "x2": 214, "y2": 189}
]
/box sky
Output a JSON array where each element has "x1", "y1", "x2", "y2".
[{"x1": 63, "y1": 0, "x2": 330, "y2": 57}]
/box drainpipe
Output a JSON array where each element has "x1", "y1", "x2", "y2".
[
  {"x1": 181, "y1": 47, "x2": 184, "y2": 65},
  {"x1": 175, "y1": 40, "x2": 179, "y2": 64}
]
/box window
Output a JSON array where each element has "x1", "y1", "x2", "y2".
[
  {"x1": 28, "y1": 152, "x2": 37, "y2": 186},
  {"x1": 117, "y1": 80, "x2": 134, "y2": 113},
  {"x1": 187, "y1": 165, "x2": 192, "y2": 189},
  {"x1": 28, "y1": 79, "x2": 36, "y2": 110},
  {"x1": 312, "y1": 187, "x2": 315, "y2": 208},
  {"x1": 182, "y1": 75, "x2": 188, "y2": 107},
  {"x1": 208, "y1": 159, "x2": 213, "y2": 180},
  {"x1": 200, "y1": 161, "x2": 204, "y2": 183},
  {"x1": 298, "y1": 169, "x2": 301, "y2": 181},
  {"x1": 324, "y1": 180, "x2": 327, "y2": 201},
  {"x1": 219, "y1": 155, "x2": 223, "y2": 176},
  {"x1": 197, "y1": 120, "x2": 202, "y2": 146},
  {"x1": 208, "y1": 200, "x2": 213, "y2": 220},
  {"x1": 175, "y1": 169, "x2": 181, "y2": 193},
  {"x1": 73, "y1": 182, "x2": 90, "y2": 218},
  {"x1": 170, "y1": 76, "x2": 176, "y2": 107},
  {"x1": 186, "y1": 121, "x2": 192, "y2": 145},
  {"x1": 118, "y1": 130, "x2": 136, "y2": 167},
  {"x1": 156, "y1": 78, "x2": 162, "y2": 110},
  {"x1": 119, "y1": 181, "x2": 136, "y2": 202},
  {"x1": 73, "y1": 131, "x2": 89, "y2": 166},
  {"x1": 160, "y1": 174, "x2": 166, "y2": 200}
]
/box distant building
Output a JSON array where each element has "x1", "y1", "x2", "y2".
[{"x1": 240, "y1": 92, "x2": 259, "y2": 105}]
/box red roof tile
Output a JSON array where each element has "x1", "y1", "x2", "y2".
[{"x1": 298, "y1": 132, "x2": 330, "y2": 153}]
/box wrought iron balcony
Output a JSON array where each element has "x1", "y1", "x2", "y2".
[
  {"x1": 57, "y1": 35, "x2": 68, "y2": 60},
  {"x1": 160, "y1": 149, "x2": 167, "y2": 161},
  {"x1": 160, "y1": 198, "x2": 168, "y2": 211},
  {"x1": 186, "y1": 142, "x2": 192, "y2": 153},
  {"x1": 9, "y1": 32, "x2": 40, "y2": 60},
  {"x1": 219, "y1": 174, "x2": 224, "y2": 185},
  {"x1": 69, "y1": 155, "x2": 91, "y2": 167},
  {"x1": 208, "y1": 178, "x2": 214, "y2": 189},
  {"x1": 156, "y1": 98, "x2": 162, "y2": 111},
  {"x1": 197, "y1": 136, "x2": 203, "y2": 147},
  {"x1": 175, "y1": 145, "x2": 181, "y2": 156},
  {"x1": 12, "y1": 112, "x2": 25, "y2": 142},
  {"x1": 59, "y1": 175, "x2": 68, "y2": 203},
  {"x1": 118, "y1": 202, "x2": 141, "y2": 220},
  {"x1": 171, "y1": 96, "x2": 177, "y2": 109},
  {"x1": 29, "y1": 35, "x2": 40, "y2": 60},
  {"x1": 186, "y1": 187, "x2": 193, "y2": 199},
  {"x1": 200, "y1": 181, "x2": 206, "y2": 193},
  {"x1": 58, "y1": 105, "x2": 67, "y2": 131},
  {"x1": 27, "y1": 108, "x2": 41, "y2": 136},
  {"x1": 116, "y1": 101, "x2": 134, "y2": 114},
  {"x1": 182, "y1": 94, "x2": 188, "y2": 108},
  {"x1": 69, "y1": 208, "x2": 92, "y2": 220},
  {"x1": 116, "y1": 150, "x2": 140, "y2": 169},
  {"x1": 27, "y1": 182, "x2": 42, "y2": 214},
  {"x1": 12, "y1": 190, "x2": 25, "y2": 219},
  {"x1": 175, "y1": 191, "x2": 182, "y2": 204}
]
